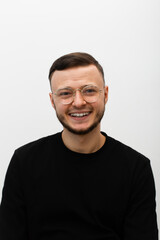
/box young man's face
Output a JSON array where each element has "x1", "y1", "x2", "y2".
[{"x1": 49, "y1": 65, "x2": 108, "y2": 135}]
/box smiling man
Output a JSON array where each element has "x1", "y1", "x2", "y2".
[
  {"x1": 0, "y1": 52, "x2": 158, "y2": 240},
  {"x1": 49, "y1": 63, "x2": 108, "y2": 153}
]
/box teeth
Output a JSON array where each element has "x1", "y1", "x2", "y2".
[{"x1": 70, "y1": 112, "x2": 90, "y2": 117}]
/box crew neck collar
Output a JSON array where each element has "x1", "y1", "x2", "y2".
[{"x1": 59, "y1": 131, "x2": 108, "y2": 157}]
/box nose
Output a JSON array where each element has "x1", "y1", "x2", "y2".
[{"x1": 72, "y1": 90, "x2": 86, "y2": 107}]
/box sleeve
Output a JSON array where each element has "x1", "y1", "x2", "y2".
[
  {"x1": 124, "y1": 158, "x2": 159, "y2": 240},
  {"x1": 0, "y1": 151, "x2": 28, "y2": 240}
]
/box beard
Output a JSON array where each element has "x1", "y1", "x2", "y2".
[{"x1": 54, "y1": 103, "x2": 106, "y2": 135}]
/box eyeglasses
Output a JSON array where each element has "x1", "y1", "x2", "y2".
[{"x1": 52, "y1": 85, "x2": 103, "y2": 105}]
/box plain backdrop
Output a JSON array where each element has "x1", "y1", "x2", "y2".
[{"x1": 0, "y1": 0, "x2": 159, "y2": 230}]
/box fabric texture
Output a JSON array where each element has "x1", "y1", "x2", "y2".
[{"x1": 0, "y1": 132, "x2": 158, "y2": 239}]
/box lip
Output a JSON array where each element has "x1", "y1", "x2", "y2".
[{"x1": 68, "y1": 111, "x2": 92, "y2": 121}]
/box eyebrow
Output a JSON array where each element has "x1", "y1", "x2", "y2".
[
  {"x1": 58, "y1": 87, "x2": 73, "y2": 90},
  {"x1": 57, "y1": 84, "x2": 94, "y2": 91}
]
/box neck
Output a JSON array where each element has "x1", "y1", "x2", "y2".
[{"x1": 62, "y1": 127, "x2": 106, "y2": 154}]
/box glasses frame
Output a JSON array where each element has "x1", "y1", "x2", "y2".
[{"x1": 51, "y1": 85, "x2": 104, "y2": 105}]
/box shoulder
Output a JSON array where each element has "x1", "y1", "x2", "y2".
[
  {"x1": 107, "y1": 133, "x2": 149, "y2": 159},
  {"x1": 103, "y1": 132, "x2": 151, "y2": 171},
  {"x1": 12, "y1": 132, "x2": 61, "y2": 163},
  {"x1": 6, "y1": 132, "x2": 62, "y2": 175},
  {"x1": 103, "y1": 133, "x2": 155, "y2": 190}
]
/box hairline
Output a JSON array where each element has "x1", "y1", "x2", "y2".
[{"x1": 49, "y1": 64, "x2": 105, "y2": 88}]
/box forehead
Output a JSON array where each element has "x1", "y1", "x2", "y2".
[{"x1": 50, "y1": 65, "x2": 103, "y2": 90}]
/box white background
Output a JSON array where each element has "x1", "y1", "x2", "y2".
[{"x1": 0, "y1": 0, "x2": 159, "y2": 230}]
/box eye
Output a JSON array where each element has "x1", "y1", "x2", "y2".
[
  {"x1": 60, "y1": 91, "x2": 70, "y2": 96},
  {"x1": 86, "y1": 89, "x2": 96, "y2": 93},
  {"x1": 57, "y1": 90, "x2": 72, "y2": 98},
  {"x1": 83, "y1": 86, "x2": 97, "y2": 95}
]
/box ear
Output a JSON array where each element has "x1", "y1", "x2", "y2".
[
  {"x1": 104, "y1": 86, "x2": 108, "y2": 104},
  {"x1": 49, "y1": 92, "x2": 55, "y2": 109}
]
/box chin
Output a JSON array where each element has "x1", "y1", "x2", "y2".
[{"x1": 63, "y1": 122, "x2": 100, "y2": 135}]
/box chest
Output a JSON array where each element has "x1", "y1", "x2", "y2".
[{"x1": 25, "y1": 157, "x2": 131, "y2": 229}]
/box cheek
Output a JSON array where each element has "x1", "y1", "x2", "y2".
[
  {"x1": 54, "y1": 102, "x2": 68, "y2": 114},
  {"x1": 96, "y1": 97, "x2": 105, "y2": 108}
]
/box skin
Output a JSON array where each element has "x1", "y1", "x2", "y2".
[{"x1": 49, "y1": 65, "x2": 108, "y2": 154}]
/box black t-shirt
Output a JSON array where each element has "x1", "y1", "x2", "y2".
[{"x1": 0, "y1": 132, "x2": 158, "y2": 239}]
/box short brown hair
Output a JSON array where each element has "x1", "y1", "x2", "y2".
[{"x1": 48, "y1": 52, "x2": 105, "y2": 84}]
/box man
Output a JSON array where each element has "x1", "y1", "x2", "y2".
[{"x1": 0, "y1": 52, "x2": 158, "y2": 239}]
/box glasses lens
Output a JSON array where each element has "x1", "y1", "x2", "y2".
[
  {"x1": 55, "y1": 85, "x2": 101, "y2": 104},
  {"x1": 56, "y1": 88, "x2": 73, "y2": 104},
  {"x1": 82, "y1": 86, "x2": 99, "y2": 103}
]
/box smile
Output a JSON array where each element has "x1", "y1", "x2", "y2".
[{"x1": 69, "y1": 112, "x2": 90, "y2": 117}]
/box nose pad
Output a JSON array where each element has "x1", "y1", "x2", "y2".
[{"x1": 72, "y1": 90, "x2": 86, "y2": 106}]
